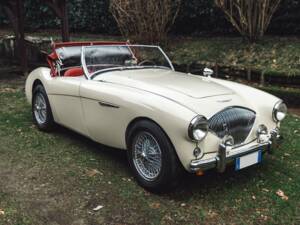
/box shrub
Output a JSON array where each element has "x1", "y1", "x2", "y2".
[{"x1": 110, "y1": 0, "x2": 181, "y2": 44}]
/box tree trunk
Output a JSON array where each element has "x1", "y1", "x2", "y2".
[
  {"x1": 16, "y1": 0, "x2": 28, "y2": 75},
  {"x1": 60, "y1": 0, "x2": 70, "y2": 42},
  {"x1": 43, "y1": 0, "x2": 70, "y2": 42}
]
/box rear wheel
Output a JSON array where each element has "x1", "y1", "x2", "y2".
[
  {"x1": 127, "y1": 120, "x2": 183, "y2": 193},
  {"x1": 32, "y1": 84, "x2": 55, "y2": 131}
]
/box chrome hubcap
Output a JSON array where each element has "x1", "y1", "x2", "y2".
[
  {"x1": 133, "y1": 132, "x2": 162, "y2": 181},
  {"x1": 34, "y1": 93, "x2": 47, "y2": 124}
]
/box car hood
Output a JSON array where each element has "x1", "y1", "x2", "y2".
[
  {"x1": 97, "y1": 69, "x2": 233, "y2": 98},
  {"x1": 95, "y1": 69, "x2": 253, "y2": 116}
]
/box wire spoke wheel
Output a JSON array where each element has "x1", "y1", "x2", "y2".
[
  {"x1": 33, "y1": 92, "x2": 47, "y2": 125},
  {"x1": 133, "y1": 132, "x2": 162, "y2": 181}
]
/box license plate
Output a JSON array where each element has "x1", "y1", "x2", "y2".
[{"x1": 235, "y1": 150, "x2": 262, "y2": 171}]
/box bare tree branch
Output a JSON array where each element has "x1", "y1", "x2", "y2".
[
  {"x1": 215, "y1": 0, "x2": 281, "y2": 42},
  {"x1": 110, "y1": 0, "x2": 181, "y2": 44}
]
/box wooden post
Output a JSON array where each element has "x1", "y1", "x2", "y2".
[
  {"x1": 214, "y1": 63, "x2": 219, "y2": 78},
  {"x1": 16, "y1": 0, "x2": 27, "y2": 75},
  {"x1": 43, "y1": 0, "x2": 70, "y2": 42},
  {"x1": 247, "y1": 67, "x2": 252, "y2": 81},
  {"x1": 2, "y1": 0, "x2": 28, "y2": 75},
  {"x1": 260, "y1": 70, "x2": 265, "y2": 86}
]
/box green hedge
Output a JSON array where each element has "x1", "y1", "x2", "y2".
[
  {"x1": 0, "y1": 0, "x2": 299, "y2": 35},
  {"x1": 23, "y1": 0, "x2": 118, "y2": 34},
  {"x1": 259, "y1": 86, "x2": 300, "y2": 107}
]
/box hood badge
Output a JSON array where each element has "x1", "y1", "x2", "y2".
[{"x1": 217, "y1": 99, "x2": 232, "y2": 103}]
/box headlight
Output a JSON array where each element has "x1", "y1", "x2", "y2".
[
  {"x1": 188, "y1": 115, "x2": 208, "y2": 142},
  {"x1": 273, "y1": 101, "x2": 287, "y2": 122}
]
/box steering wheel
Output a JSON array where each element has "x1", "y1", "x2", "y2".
[{"x1": 138, "y1": 60, "x2": 156, "y2": 66}]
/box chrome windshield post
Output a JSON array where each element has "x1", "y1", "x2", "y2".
[
  {"x1": 81, "y1": 46, "x2": 90, "y2": 80},
  {"x1": 158, "y1": 46, "x2": 175, "y2": 71}
]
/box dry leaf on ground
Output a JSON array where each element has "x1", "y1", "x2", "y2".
[
  {"x1": 0, "y1": 88, "x2": 17, "y2": 93},
  {"x1": 262, "y1": 188, "x2": 269, "y2": 192},
  {"x1": 93, "y1": 205, "x2": 104, "y2": 211},
  {"x1": 276, "y1": 189, "x2": 289, "y2": 200},
  {"x1": 86, "y1": 169, "x2": 101, "y2": 177},
  {"x1": 149, "y1": 202, "x2": 160, "y2": 209}
]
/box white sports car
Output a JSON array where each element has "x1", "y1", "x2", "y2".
[{"x1": 25, "y1": 41, "x2": 287, "y2": 192}]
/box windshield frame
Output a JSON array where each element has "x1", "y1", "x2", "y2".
[{"x1": 81, "y1": 44, "x2": 175, "y2": 80}]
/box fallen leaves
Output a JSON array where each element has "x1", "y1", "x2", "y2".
[
  {"x1": 207, "y1": 210, "x2": 218, "y2": 218},
  {"x1": 121, "y1": 177, "x2": 132, "y2": 182},
  {"x1": 0, "y1": 87, "x2": 17, "y2": 93},
  {"x1": 86, "y1": 169, "x2": 102, "y2": 177},
  {"x1": 276, "y1": 189, "x2": 289, "y2": 201},
  {"x1": 262, "y1": 188, "x2": 269, "y2": 193},
  {"x1": 93, "y1": 205, "x2": 104, "y2": 211},
  {"x1": 149, "y1": 202, "x2": 160, "y2": 209}
]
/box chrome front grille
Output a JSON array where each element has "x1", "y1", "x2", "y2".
[{"x1": 208, "y1": 107, "x2": 256, "y2": 145}]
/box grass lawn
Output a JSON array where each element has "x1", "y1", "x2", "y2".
[{"x1": 0, "y1": 78, "x2": 299, "y2": 225}]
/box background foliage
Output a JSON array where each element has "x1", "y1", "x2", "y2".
[{"x1": 0, "y1": 0, "x2": 299, "y2": 35}]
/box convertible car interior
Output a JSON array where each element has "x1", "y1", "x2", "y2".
[{"x1": 48, "y1": 41, "x2": 137, "y2": 78}]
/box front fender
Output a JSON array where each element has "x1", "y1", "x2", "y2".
[
  {"x1": 80, "y1": 80, "x2": 199, "y2": 170},
  {"x1": 25, "y1": 67, "x2": 52, "y2": 105}
]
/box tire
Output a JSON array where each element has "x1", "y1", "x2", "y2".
[
  {"x1": 127, "y1": 120, "x2": 184, "y2": 193},
  {"x1": 32, "y1": 84, "x2": 55, "y2": 132}
]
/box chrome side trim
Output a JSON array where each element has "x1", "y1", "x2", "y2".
[
  {"x1": 98, "y1": 101, "x2": 120, "y2": 109},
  {"x1": 48, "y1": 94, "x2": 120, "y2": 109}
]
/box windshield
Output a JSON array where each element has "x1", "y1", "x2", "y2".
[{"x1": 81, "y1": 45, "x2": 174, "y2": 79}]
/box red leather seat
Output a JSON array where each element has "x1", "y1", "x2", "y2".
[{"x1": 64, "y1": 67, "x2": 84, "y2": 77}]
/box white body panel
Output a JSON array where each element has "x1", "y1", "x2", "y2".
[{"x1": 25, "y1": 67, "x2": 280, "y2": 171}]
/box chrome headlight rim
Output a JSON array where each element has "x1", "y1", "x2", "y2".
[
  {"x1": 188, "y1": 115, "x2": 209, "y2": 142},
  {"x1": 273, "y1": 101, "x2": 287, "y2": 122}
]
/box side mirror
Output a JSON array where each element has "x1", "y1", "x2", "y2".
[{"x1": 203, "y1": 68, "x2": 214, "y2": 77}]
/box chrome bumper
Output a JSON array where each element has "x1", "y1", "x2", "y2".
[{"x1": 190, "y1": 129, "x2": 281, "y2": 173}]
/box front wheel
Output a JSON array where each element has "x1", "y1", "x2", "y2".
[
  {"x1": 127, "y1": 120, "x2": 183, "y2": 193},
  {"x1": 32, "y1": 84, "x2": 55, "y2": 131}
]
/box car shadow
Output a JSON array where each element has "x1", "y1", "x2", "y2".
[
  {"x1": 54, "y1": 124, "x2": 265, "y2": 197},
  {"x1": 169, "y1": 166, "x2": 262, "y2": 200},
  {"x1": 54, "y1": 124, "x2": 130, "y2": 172}
]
